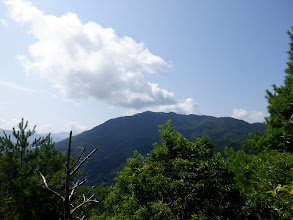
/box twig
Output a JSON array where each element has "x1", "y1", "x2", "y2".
[
  {"x1": 70, "y1": 147, "x2": 99, "y2": 177},
  {"x1": 70, "y1": 146, "x2": 87, "y2": 172},
  {"x1": 37, "y1": 184, "x2": 65, "y2": 202},
  {"x1": 70, "y1": 194, "x2": 99, "y2": 214},
  {"x1": 69, "y1": 178, "x2": 87, "y2": 201}
]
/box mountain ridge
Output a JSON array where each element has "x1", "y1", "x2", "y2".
[{"x1": 55, "y1": 111, "x2": 266, "y2": 186}]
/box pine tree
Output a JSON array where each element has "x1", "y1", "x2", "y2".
[
  {"x1": 249, "y1": 28, "x2": 293, "y2": 151},
  {"x1": 0, "y1": 119, "x2": 66, "y2": 219}
]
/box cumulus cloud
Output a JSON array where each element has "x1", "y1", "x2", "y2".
[
  {"x1": 64, "y1": 122, "x2": 89, "y2": 134},
  {"x1": 126, "y1": 98, "x2": 198, "y2": 115},
  {"x1": 249, "y1": 111, "x2": 267, "y2": 123},
  {"x1": 3, "y1": 0, "x2": 197, "y2": 114},
  {"x1": 231, "y1": 108, "x2": 267, "y2": 123},
  {"x1": 231, "y1": 108, "x2": 248, "y2": 119},
  {"x1": 149, "y1": 98, "x2": 198, "y2": 114}
]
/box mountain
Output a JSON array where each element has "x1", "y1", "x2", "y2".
[
  {"x1": 43, "y1": 132, "x2": 70, "y2": 143},
  {"x1": 55, "y1": 111, "x2": 266, "y2": 186},
  {"x1": 0, "y1": 128, "x2": 69, "y2": 143}
]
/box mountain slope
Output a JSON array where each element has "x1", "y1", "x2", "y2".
[{"x1": 55, "y1": 111, "x2": 266, "y2": 186}]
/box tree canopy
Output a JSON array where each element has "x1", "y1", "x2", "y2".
[
  {"x1": 248, "y1": 28, "x2": 293, "y2": 152},
  {"x1": 0, "y1": 119, "x2": 66, "y2": 219},
  {"x1": 102, "y1": 121, "x2": 241, "y2": 219}
]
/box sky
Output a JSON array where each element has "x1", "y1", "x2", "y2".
[{"x1": 0, "y1": 0, "x2": 292, "y2": 134}]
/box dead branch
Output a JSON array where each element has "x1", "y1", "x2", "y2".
[
  {"x1": 70, "y1": 146, "x2": 87, "y2": 172},
  {"x1": 69, "y1": 178, "x2": 87, "y2": 201},
  {"x1": 37, "y1": 184, "x2": 65, "y2": 201},
  {"x1": 36, "y1": 131, "x2": 99, "y2": 220},
  {"x1": 36, "y1": 168, "x2": 48, "y2": 187},
  {"x1": 36, "y1": 168, "x2": 65, "y2": 201},
  {"x1": 70, "y1": 178, "x2": 88, "y2": 192},
  {"x1": 70, "y1": 193, "x2": 99, "y2": 214},
  {"x1": 70, "y1": 147, "x2": 99, "y2": 177}
]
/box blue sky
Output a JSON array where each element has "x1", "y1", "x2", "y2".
[{"x1": 0, "y1": 0, "x2": 292, "y2": 133}]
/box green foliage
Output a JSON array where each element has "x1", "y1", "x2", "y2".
[
  {"x1": 55, "y1": 111, "x2": 266, "y2": 186},
  {"x1": 230, "y1": 27, "x2": 293, "y2": 219},
  {"x1": 227, "y1": 148, "x2": 293, "y2": 218},
  {"x1": 267, "y1": 183, "x2": 293, "y2": 219},
  {"x1": 0, "y1": 119, "x2": 66, "y2": 219},
  {"x1": 248, "y1": 28, "x2": 293, "y2": 152},
  {"x1": 103, "y1": 121, "x2": 241, "y2": 219},
  {"x1": 71, "y1": 186, "x2": 110, "y2": 219}
]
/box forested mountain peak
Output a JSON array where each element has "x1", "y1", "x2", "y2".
[{"x1": 55, "y1": 111, "x2": 266, "y2": 186}]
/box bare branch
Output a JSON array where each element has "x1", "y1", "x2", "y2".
[
  {"x1": 36, "y1": 169, "x2": 48, "y2": 188},
  {"x1": 70, "y1": 147, "x2": 99, "y2": 177},
  {"x1": 37, "y1": 184, "x2": 65, "y2": 202},
  {"x1": 36, "y1": 168, "x2": 65, "y2": 201},
  {"x1": 70, "y1": 146, "x2": 87, "y2": 172},
  {"x1": 36, "y1": 131, "x2": 99, "y2": 219},
  {"x1": 69, "y1": 182, "x2": 78, "y2": 202},
  {"x1": 70, "y1": 193, "x2": 99, "y2": 214},
  {"x1": 69, "y1": 178, "x2": 87, "y2": 201},
  {"x1": 72, "y1": 178, "x2": 87, "y2": 190}
]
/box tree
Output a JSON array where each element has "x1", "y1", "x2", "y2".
[
  {"x1": 248, "y1": 28, "x2": 293, "y2": 152},
  {"x1": 103, "y1": 121, "x2": 241, "y2": 219},
  {"x1": 226, "y1": 148, "x2": 293, "y2": 219},
  {"x1": 38, "y1": 131, "x2": 99, "y2": 220},
  {"x1": 0, "y1": 120, "x2": 100, "y2": 219},
  {"x1": 224, "y1": 27, "x2": 293, "y2": 219},
  {"x1": 0, "y1": 119, "x2": 66, "y2": 219},
  {"x1": 266, "y1": 179, "x2": 293, "y2": 219}
]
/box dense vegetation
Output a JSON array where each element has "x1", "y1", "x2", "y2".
[
  {"x1": 0, "y1": 120, "x2": 65, "y2": 219},
  {"x1": 55, "y1": 112, "x2": 266, "y2": 186},
  {"x1": 0, "y1": 28, "x2": 292, "y2": 219},
  {"x1": 0, "y1": 120, "x2": 102, "y2": 219},
  {"x1": 100, "y1": 122, "x2": 242, "y2": 219}
]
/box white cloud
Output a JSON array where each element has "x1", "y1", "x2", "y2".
[
  {"x1": 0, "y1": 118, "x2": 21, "y2": 130},
  {"x1": 0, "y1": 80, "x2": 35, "y2": 94},
  {"x1": 0, "y1": 18, "x2": 8, "y2": 26},
  {"x1": 249, "y1": 111, "x2": 267, "y2": 123},
  {"x1": 231, "y1": 108, "x2": 248, "y2": 119},
  {"x1": 231, "y1": 108, "x2": 266, "y2": 123},
  {"x1": 0, "y1": 118, "x2": 52, "y2": 133},
  {"x1": 34, "y1": 123, "x2": 54, "y2": 133},
  {"x1": 3, "y1": 0, "x2": 197, "y2": 112},
  {"x1": 149, "y1": 98, "x2": 198, "y2": 114},
  {"x1": 126, "y1": 98, "x2": 198, "y2": 116},
  {"x1": 64, "y1": 122, "x2": 88, "y2": 134}
]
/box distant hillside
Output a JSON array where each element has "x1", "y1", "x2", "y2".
[
  {"x1": 55, "y1": 111, "x2": 266, "y2": 186},
  {"x1": 0, "y1": 128, "x2": 69, "y2": 143}
]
